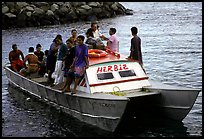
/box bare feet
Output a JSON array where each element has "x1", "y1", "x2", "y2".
[
  {"x1": 71, "y1": 89, "x2": 76, "y2": 95},
  {"x1": 59, "y1": 87, "x2": 65, "y2": 90},
  {"x1": 62, "y1": 88, "x2": 71, "y2": 93}
]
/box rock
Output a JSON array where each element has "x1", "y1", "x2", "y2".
[
  {"x1": 25, "y1": 6, "x2": 34, "y2": 11},
  {"x1": 2, "y1": 2, "x2": 133, "y2": 29},
  {"x1": 5, "y1": 13, "x2": 16, "y2": 18},
  {"x1": 26, "y1": 11, "x2": 32, "y2": 17},
  {"x1": 5, "y1": 2, "x2": 15, "y2": 9},
  {"x1": 92, "y1": 7, "x2": 102, "y2": 14},
  {"x1": 33, "y1": 7, "x2": 45, "y2": 15},
  {"x1": 111, "y1": 2, "x2": 118, "y2": 11},
  {"x1": 76, "y1": 7, "x2": 87, "y2": 15},
  {"x1": 88, "y1": 2, "x2": 98, "y2": 7},
  {"x1": 50, "y1": 4, "x2": 59, "y2": 12},
  {"x1": 81, "y1": 5, "x2": 92, "y2": 10},
  {"x1": 46, "y1": 10, "x2": 54, "y2": 16},
  {"x1": 125, "y1": 9, "x2": 134, "y2": 15},
  {"x1": 2, "y1": 6, "x2": 9, "y2": 14},
  {"x1": 16, "y1": 2, "x2": 29, "y2": 9}
]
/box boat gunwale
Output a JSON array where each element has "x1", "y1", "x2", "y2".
[{"x1": 4, "y1": 65, "x2": 129, "y2": 101}]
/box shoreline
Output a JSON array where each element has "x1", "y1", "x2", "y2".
[{"x1": 2, "y1": 2, "x2": 133, "y2": 30}]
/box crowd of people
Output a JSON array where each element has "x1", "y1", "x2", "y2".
[{"x1": 8, "y1": 22, "x2": 143, "y2": 94}]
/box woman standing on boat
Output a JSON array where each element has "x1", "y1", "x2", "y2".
[
  {"x1": 59, "y1": 38, "x2": 75, "y2": 92},
  {"x1": 46, "y1": 34, "x2": 62, "y2": 83}
]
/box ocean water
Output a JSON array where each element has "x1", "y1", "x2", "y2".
[{"x1": 2, "y1": 2, "x2": 202, "y2": 137}]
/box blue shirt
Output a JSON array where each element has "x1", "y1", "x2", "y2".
[
  {"x1": 57, "y1": 43, "x2": 68, "y2": 60},
  {"x1": 74, "y1": 44, "x2": 88, "y2": 67}
]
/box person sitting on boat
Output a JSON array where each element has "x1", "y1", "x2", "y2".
[
  {"x1": 34, "y1": 44, "x2": 45, "y2": 76},
  {"x1": 85, "y1": 28, "x2": 105, "y2": 50},
  {"x1": 66, "y1": 35, "x2": 89, "y2": 94},
  {"x1": 9, "y1": 44, "x2": 25, "y2": 72},
  {"x1": 100, "y1": 28, "x2": 119, "y2": 53},
  {"x1": 19, "y1": 47, "x2": 39, "y2": 77},
  {"x1": 91, "y1": 21, "x2": 101, "y2": 39},
  {"x1": 46, "y1": 34, "x2": 62, "y2": 83},
  {"x1": 52, "y1": 37, "x2": 68, "y2": 85},
  {"x1": 68, "y1": 29, "x2": 78, "y2": 46},
  {"x1": 59, "y1": 38, "x2": 75, "y2": 92},
  {"x1": 128, "y1": 26, "x2": 143, "y2": 66}
]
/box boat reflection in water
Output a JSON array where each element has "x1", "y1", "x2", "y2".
[{"x1": 6, "y1": 85, "x2": 189, "y2": 137}]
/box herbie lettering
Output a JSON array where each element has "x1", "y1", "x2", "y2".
[{"x1": 97, "y1": 64, "x2": 129, "y2": 73}]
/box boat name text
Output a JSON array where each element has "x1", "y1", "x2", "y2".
[{"x1": 97, "y1": 64, "x2": 129, "y2": 73}]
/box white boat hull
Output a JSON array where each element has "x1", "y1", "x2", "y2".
[{"x1": 4, "y1": 64, "x2": 200, "y2": 132}]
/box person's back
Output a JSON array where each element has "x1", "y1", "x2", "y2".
[
  {"x1": 24, "y1": 47, "x2": 39, "y2": 73},
  {"x1": 20, "y1": 47, "x2": 39, "y2": 76},
  {"x1": 108, "y1": 33, "x2": 119, "y2": 52},
  {"x1": 57, "y1": 43, "x2": 68, "y2": 61}
]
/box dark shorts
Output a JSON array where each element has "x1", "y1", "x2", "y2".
[{"x1": 64, "y1": 68, "x2": 75, "y2": 78}]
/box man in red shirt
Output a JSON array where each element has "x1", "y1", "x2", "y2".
[{"x1": 9, "y1": 44, "x2": 24, "y2": 72}]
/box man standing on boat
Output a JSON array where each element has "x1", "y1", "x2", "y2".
[
  {"x1": 128, "y1": 26, "x2": 143, "y2": 66},
  {"x1": 9, "y1": 44, "x2": 24, "y2": 72},
  {"x1": 101, "y1": 28, "x2": 119, "y2": 53},
  {"x1": 67, "y1": 35, "x2": 89, "y2": 94}
]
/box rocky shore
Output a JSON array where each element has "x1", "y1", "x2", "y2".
[{"x1": 2, "y1": 2, "x2": 133, "y2": 30}]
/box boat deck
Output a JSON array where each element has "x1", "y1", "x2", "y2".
[{"x1": 88, "y1": 49, "x2": 138, "y2": 66}]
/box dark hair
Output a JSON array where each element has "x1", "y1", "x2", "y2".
[
  {"x1": 110, "y1": 28, "x2": 116, "y2": 34},
  {"x1": 131, "y1": 27, "x2": 138, "y2": 35},
  {"x1": 29, "y1": 47, "x2": 34, "y2": 52},
  {"x1": 53, "y1": 34, "x2": 62, "y2": 42},
  {"x1": 91, "y1": 22, "x2": 97, "y2": 27},
  {"x1": 77, "y1": 35, "x2": 85, "y2": 41},
  {"x1": 12, "y1": 44, "x2": 17, "y2": 49},
  {"x1": 44, "y1": 50, "x2": 49, "y2": 56},
  {"x1": 66, "y1": 38, "x2": 74, "y2": 44},
  {"x1": 71, "y1": 29, "x2": 77, "y2": 33},
  {"x1": 86, "y1": 28, "x2": 94, "y2": 38},
  {"x1": 36, "y1": 44, "x2": 42, "y2": 49}
]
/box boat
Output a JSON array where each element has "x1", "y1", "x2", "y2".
[{"x1": 4, "y1": 48, "x2": 200, "y2": 132}]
